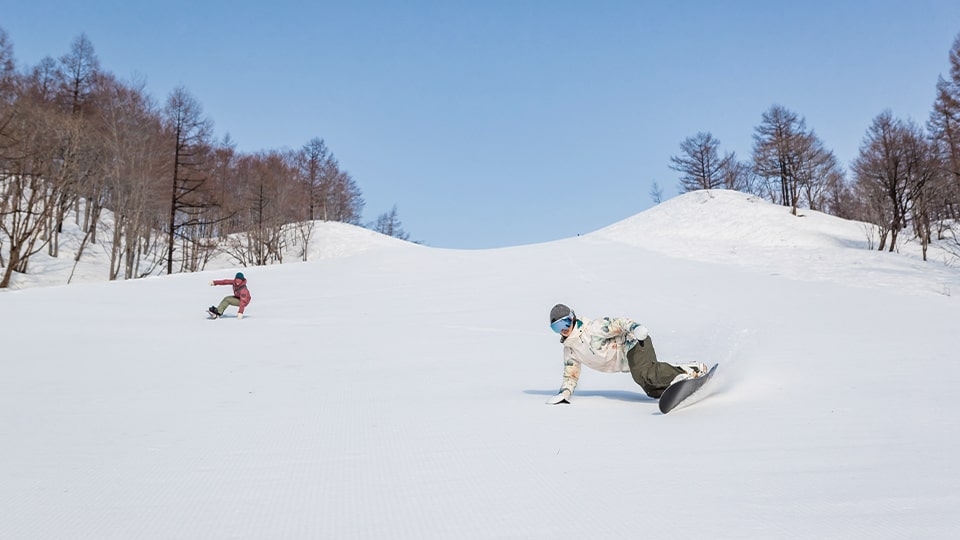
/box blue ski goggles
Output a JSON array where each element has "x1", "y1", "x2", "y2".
[{"x1": 550, "y1": 315, "x2": 574, "y2": 334}]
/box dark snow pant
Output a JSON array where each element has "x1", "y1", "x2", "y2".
[
  {"x1": 217, "y1": 296, "x2": 240, "y2": 315},
  {"x1": 626, "y1": 335, "x2": 685, "y2": 399}
]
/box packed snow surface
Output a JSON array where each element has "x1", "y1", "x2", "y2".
[{"x1": 2, "y1": 190, "x2": 958, "y2": 539}]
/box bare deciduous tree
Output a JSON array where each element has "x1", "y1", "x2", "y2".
[
  {"x1": 649, "y1": 181, "x2": 664, "y2": 204},
  {"x1": 753, "y1": 105, "x2": 804, "y2": 210},
  {"x1": 852, "y1": 111, "x2": 938, "y2": 255},
  {"x1": 722, "y1": 159, "x2": 756, "y2": 193},
  {"x1": 58, "y1": 33, "x2": 100, "y2": 115},
  {"x1": 670, "y1": 132, "x2": 735, "y2": 192},
  {"x1": 372, "y1": 205, "x2": 410, "y2": 240},
  {"x1": 795, "y1": 136, "x2": 845, "y2": 214},
  {"x1": 928, "y1": 33, "x2": 960, "y2": 258},
  {"x1": 98, "y1": 75, "x2": 167, "y2": 280},
  {"x1": 901, "y1": 125, "x2": 942, "y2": 260},
  {"x1": 24, "y1": 57, "x2": 60, "y2": 104},
  {"x1": 298, "y1": 137, "x2": 338, "y2": 221},
  {"x1": 162, "y1": 86, "x2": 215, "y2": 274},
  {"x1": 327, "y1": 169, "x2": 364, "y2": 225},
  {"x1": 234, "y1": 151, "x2": 294, "y2": 266},
  {"x1": 0, "y1": 28, "x2": 13, "y2": 83},
  {"x1": 0, "y1": 27, "x2": 18, "y2": 165},
  {"x1": 751, "y1": 105, "x2": 843, "y2": 216},
  {"x1": 0, "y1": 102, "x2": 64, "y2": 287}
]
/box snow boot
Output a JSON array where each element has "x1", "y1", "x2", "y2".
[{"x1": 669, "y1": 361, "x2": 708, "y2": 386}]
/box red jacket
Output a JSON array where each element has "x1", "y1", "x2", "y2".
[{"x1": 213, "y1": 277, "x2": 252, "y2": 313}]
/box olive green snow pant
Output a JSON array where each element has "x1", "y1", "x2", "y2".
[
  {"x1": 217, "y1": 296, "x2": 240, "y2": 315},
  {"x1": 626, "y1": 335, "x2": 685, "y2": 399}
]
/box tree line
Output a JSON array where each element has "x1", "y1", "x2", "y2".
[
  {"x1": 665, "y1": 33, "x2": 960, "y2": 262},
  {"x1": 0, "y1": 29, "x2": 410, "y2": 288}
]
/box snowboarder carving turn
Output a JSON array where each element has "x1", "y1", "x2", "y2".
[
  {"x1": 208, "y1": 272, "x2": 252, "y2": 319},
  {"x1": 546, "y1": 303, "x2": 708, "y2": 408}
]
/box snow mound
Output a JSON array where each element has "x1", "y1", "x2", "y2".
[
  {"x1": 2, "y1": 215, "x2": 418, "y2": 291},
  {"x1": 256, "y1": 220, "x2": 419, "y2": 262},
  {"x1": 588, "y1": 189, "x2": 960, "y2": 296},
  {"x1": 593, "y1": 189, "x2": 868, "y2": 251}
]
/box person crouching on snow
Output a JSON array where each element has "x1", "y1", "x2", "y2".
[
  {"x1": 208, "y1": 272, "x2": 252, "y2": 319},
  {"x1": 545, "y1": 303, "x2": 706, "y2": 404}
]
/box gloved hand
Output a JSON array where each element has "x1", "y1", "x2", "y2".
[
  {"x1": 237, "y1": 312, "x2": 244, "y2": 320},
  {"x1": 208, "y1": 281, "x2": 214, "y2": 286},
  {"x1": 632, "y1": 324, "x2": 649, "y2": 342},
  {"x1": 546, "y1": 389, "x2": 571, "y2": 405}
]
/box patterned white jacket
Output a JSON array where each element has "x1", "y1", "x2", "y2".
[{"x1": 558, "y1": 317, "x2": 644, "y2": 396}]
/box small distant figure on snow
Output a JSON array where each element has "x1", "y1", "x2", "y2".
[
  {"x1": 545, "y1": 303, "x2": 706, "y2": 405},
  {"x1": 208, "y1": 272, "x2": 252, "y2": 319}
]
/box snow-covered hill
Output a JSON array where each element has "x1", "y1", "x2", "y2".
[
  {"x1": 3, "y1": 216, "x2": 417, "y2": 290},
  {"x1": 2, "y1": 190, "x2": 958, "y2": 539},
  {"x1": 594, "y1": 189, "x2": 960, "y2": 296}
]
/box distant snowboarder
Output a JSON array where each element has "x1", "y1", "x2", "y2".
[
  {"x1": 546, "y1": 303, "x2": 707, "y2": 408},
  {"x1": 208, "y1": 272, "x2": 252, "y2": 319}
]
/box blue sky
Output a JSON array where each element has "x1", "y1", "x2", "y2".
[{"x1": 4, "y1": 1, "x2": 960, "y2": 248}]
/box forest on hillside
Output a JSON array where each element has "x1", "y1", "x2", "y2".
[
  {"x1": 663, "y1": 33, "x2": 960, "y2": 263},
  {"x1": 2, "y1": 28, "x2": 959, "y2": 288},
  {"x1": 0, "y1": 29, "x2": 412, "y2": 288}
]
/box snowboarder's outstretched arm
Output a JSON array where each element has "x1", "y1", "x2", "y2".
[{"x1": 546, "y1": 355, "x2": 581, "y2": 404}]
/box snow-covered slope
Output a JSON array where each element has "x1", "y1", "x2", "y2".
[
  {"x1": 592, "y1": 189, "x2": 960, "y2": 296},
  {"x1": 3, "y1": 217, "x2": 417, "y2": 290},
  {"x1": 2, "y1": 190, "x2": 958, "y2": 539}
]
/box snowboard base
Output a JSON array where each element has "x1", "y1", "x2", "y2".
[{"x1": 658, "y1": 363, "x2": 719, "y2": 414}]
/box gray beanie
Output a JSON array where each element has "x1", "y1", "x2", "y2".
[{"x1": 550, "y1": 303, "x2": 574, "y2": 323}]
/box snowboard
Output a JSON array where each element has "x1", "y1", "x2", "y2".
[
  {"x1": 658, "y1": 363, "x2": 719, "y2": 414},
  {"x1": 206, "y1": 306, "x2": 220, "y2": 319}
]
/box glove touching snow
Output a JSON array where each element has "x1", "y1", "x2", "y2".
[
  {"x1": 632, "y1": 324, "x2": 649, "y2": 342},
  {"x1": 208, "y1": 281, "x2": 214, "y2": 286},
  {"x1": 237, "y1": 312, "x2": 244, "y2": 320},
  {"x1": 546, "y1": 389, "x2": 571, "y2": 405}
]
